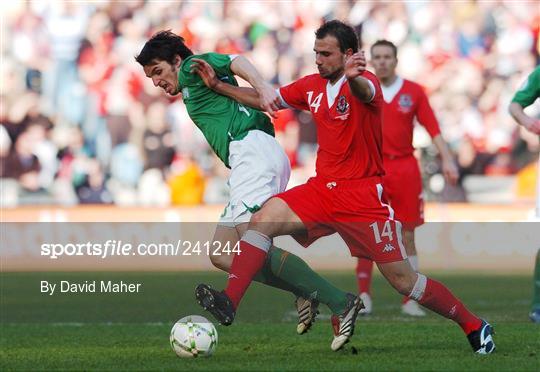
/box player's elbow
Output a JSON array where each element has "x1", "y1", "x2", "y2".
[
  {"x1": 508, "y1": 102, "x2": 522, "y2": 116},
  {"x1": 230, "y1": 55, "x2": 248, "y2": 75},
  {"x1": 359, "y1": 88, "x2": 374, "y2": 103}
]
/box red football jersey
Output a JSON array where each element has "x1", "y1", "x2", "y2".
[
  {"x1": 279, "y1": 71, "x2": 384, "y2": 180},
  {"x1": 382, "y1": 78, "x2": 441, "y2": 158}
]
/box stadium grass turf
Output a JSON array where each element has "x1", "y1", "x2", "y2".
[{"x1": 1, "y1": 272, "x2": 539, "y2": 371}]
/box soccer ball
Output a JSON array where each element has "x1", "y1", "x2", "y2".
[{"x1": 170, "y1": 315, "x2": 218, "y2": 358}]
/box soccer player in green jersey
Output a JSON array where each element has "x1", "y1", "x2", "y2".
[
  {"x1": 135, "y1": 30, "x2": 358, "y2": 335},
  {"x1": 509, "y1": 65, "x2": 540, "y2": 323}
]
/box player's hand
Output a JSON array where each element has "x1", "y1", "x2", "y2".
[
  {"x1": 190, "y1": 58, "x2": 219, "y2": 90},
  {"x1": 345, "y1": 51, "x2": 367, "y2": 80},
  {"x1": 521, "y1": 116, "x2": 540, "y2": 135},
  {"x1": 441, "y1": 157, "x2": 459, "y2": 186},
  {"x1": 256, "y1": 83, "x2": 280, "y2": 119}
]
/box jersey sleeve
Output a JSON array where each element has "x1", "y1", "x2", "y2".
[
  {"x1": 511, "y1": 67, "x2": 540, "y2": 108},
  {"x1": 416, "y1": 85, "x2": 441, "y2": 138},
  {"x1": 279, "y1": 76, "x2": 311, "y2": 111},
  {"x1": 359, "y1": 71, "x2": 382, "y2": 106},
  {"x1": 203, "y1": 53, "x2": 234, "y2": 76}
]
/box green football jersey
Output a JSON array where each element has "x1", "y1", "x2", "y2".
[
  {"x1": 511, "y1": 66, "x2": 540, "y2": 109},
  {"x1": 177, "y1": 53, "x2": 274, "y2": 167}
]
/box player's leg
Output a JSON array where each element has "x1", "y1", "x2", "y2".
[
  {"x1": 209, "y1": 223, "x2": 303, "y2": 296},
  {"x1": 233, "y1": 221, "x2": 350, "y2": 326},
  {"x1": 531, "y1": 158, "x2": 540, "y2": 322},
  {"x1": 199, "y1": 182, "x2": 359, "y2": 350},
  {"x1": 530, "y1": 248, "x2": 540, "y2": 323},
  {"x1": 207, "y1": 222, "x2": 310, "y2": 329},
  {"x1": 209, "y1": 222, "x2": 320, "y2": 332},
  {"x1": 341, "y1": 178, "x2": 493, "y2": 353},
  {"x1": 196, "y1": 196, "x2": 307, "y2": 325},
  {"x1": 223, "y1": 196, "x2": 311, "y2": 309},
  {"x1": 202, "y1": 202, "x2": 353, "y2": 330},
  {"x1": 377, "y1": 260, "x2": 495, "y2": 353},
  {"x1": 355, "y1": 258, "x2": 374, "y2": 314},
  {"x1": 243, "y1": 196, "x2": 362, "y2": 347},
  {"x1": 387, "y1": 156, "x2": 426, "y2": 315},
  {"x1": 400, "y1": 228, "x2": 426, "y2": 316},
  {"x1": 208, "y1": 223, "x2": 238, "y2": 272},
  {"x1": 227, "y1": 186, "x2": 358, "y2": 315},
  {"x1": 232, "y1": 222, "x2": 325, "y2": 334}
]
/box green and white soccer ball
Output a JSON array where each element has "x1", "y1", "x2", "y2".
[{"x1": 170, "y1": 315, "x2": 218, "y2": 358}]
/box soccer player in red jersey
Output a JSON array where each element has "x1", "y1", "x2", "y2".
[
  {"x1": 355, "y1": 40, "x2": 459, "y2": 317},
  {"x1": 193, "y1": 20, "x2": 495, "y2": 354}
]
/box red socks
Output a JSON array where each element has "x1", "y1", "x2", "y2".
[
  {"x1": 224, "y1": 231, "x2": 270, "y2": 309},
  {"x1": 355, "y1": 258, "x2": 373, "y2": 294},
  {"x1": 416, "y1": 276, "x2": 482, "y2": 334}
]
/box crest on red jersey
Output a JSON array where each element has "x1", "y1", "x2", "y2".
[
  {"x1": 336, "y1": 95, "x2": 349, "y2": 114},
  {"x1": 398, "y1": 94, "x2": 412, "y2": 113}
]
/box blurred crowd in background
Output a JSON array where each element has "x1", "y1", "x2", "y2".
[{"x1": 1, "y1": 1, "x2": 539, "y2": 207}]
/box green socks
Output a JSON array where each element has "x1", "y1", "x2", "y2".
[
  {"x1": 253, "y1": 258, "x2": 303, "y2": 298},
  {"x1": 255, "y1": 246, "x2": 348, "y2": 314},
  {"x1": 532, "y1": 248, "x2": 540, "y2": 310}
]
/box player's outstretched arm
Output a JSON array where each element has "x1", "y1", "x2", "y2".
[
  {"x1": 190, "y1": 58, "x2": 273, "y2": 116},
  {"x1": 345, "y1": 51, "x2": 374, "y2": 103},
  {"x1": 509, "y1": 102, "x2": 540, "y2": 135},
  {"x1": 229, "y1": 55, "x2": 281, "y2": 117},
  {"x1": 432, "y1": 135, "x2": 459, "y2": 185}
]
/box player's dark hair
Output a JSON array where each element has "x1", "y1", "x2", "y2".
[
  {"x1": 371, "y1": 40, "x2": 398, "y2": 58},
  {"x1": 135, "y1": 30, "x2": 193, "y2": 66},
  {"x1": 315, "y1": 20, "x2": 359, "y2": 53}
]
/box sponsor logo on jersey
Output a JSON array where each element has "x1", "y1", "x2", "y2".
[
  {"x1": 398, "y1": 94, "x2": 412, "y2": 113},
  {"x1": 182, "y1": 87, "x2": 190, "y2": 99}
]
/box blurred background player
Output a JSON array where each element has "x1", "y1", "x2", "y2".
[
  {"x1": 194, "y1": 20, "x2": 495, "y2": 354},
  {"x1": 135, "y1": 30, "x2": 355, "y2": 334},
  {"x1": 508, "y1": 65, "x2": 540, "y2": 323},
  {"x1": 355, "y1": 40, "x2": 459, "y2": 316}
]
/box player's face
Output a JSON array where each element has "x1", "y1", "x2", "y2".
[
  {"x1": 370, "y1": 45, "x2": 397, "y2": 80},
  {"x1": 143, "y1": 57, "x2": 182, "y2": 96},
  {"x1": 314, "y1": 36, "x2": 350, "y2": 82}
]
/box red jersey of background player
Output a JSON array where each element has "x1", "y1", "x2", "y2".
[
  {"x1": 279, "y1": 71, "x2": 384, "y2": 180},
  {"x1": 382, "y1": 78, "x2": 441, "y2": 158}
]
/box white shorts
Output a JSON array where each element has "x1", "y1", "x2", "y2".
[{"x1": 219, "y1": 130, "x2": 291, "y2": 226}]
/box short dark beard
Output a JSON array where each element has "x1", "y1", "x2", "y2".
[{"x1": 324, "y1": 68, "x2": 344, "y2": 84}]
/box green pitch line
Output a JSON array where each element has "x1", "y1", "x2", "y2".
[{"x1": 1, "y1": 272, "x2": 538, "y2": 371}]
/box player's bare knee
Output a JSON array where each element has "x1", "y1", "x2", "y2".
[
  {"x1": 249, "y1": 209, "x2": 269, "y2": 225},
  {"x1": 248, "y1": 200, "x2": 283, "y2": 235}
]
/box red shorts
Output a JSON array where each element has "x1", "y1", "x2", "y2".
[
  {"x1": 383, "y1": 155, "x2": 424, "y2": 230},
  {"x1": 275, "y1": 176, "x2": 407, "y2": 263}
]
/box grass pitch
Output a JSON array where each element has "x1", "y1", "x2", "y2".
[{"x1": 1, "y1": 271, "x2": 538, "y2": 371}]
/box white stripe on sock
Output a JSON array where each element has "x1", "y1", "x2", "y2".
[
  {"x1": 409, "y1": 273, "x2": 427, "y2": 301},
  {"x1": 242, "y1": 230, "x2": 271, "y2": 252}
]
